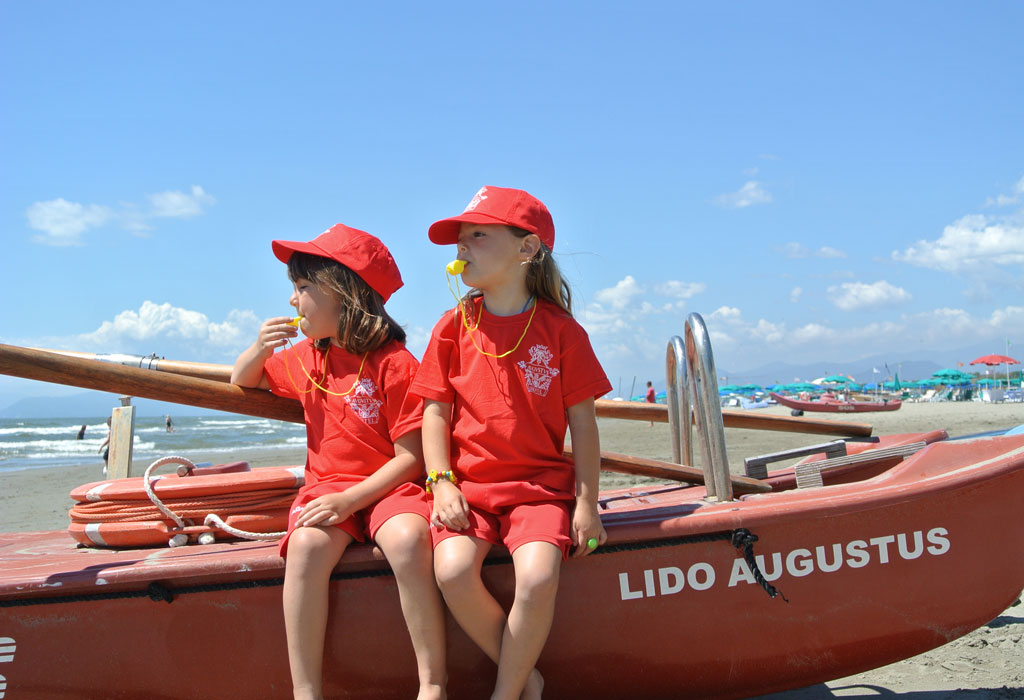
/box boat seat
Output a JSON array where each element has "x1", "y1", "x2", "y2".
[
  {"x1": 744, "y1": 440, "x2": 849, "y2": 479},
  {"x1": 794, "y1": 441, "x2": 927, "y2": 489}
]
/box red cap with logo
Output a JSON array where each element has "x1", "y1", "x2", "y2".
[
  {"x1": 272, "y1": 224, "x2": 403, "y2": 302},
  {"x1": 428, "y1": 186, "x2": 555, "y2": 250}
]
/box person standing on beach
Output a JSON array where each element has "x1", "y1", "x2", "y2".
[
  {"x1": 412, "y1": 186, "x2": 611, "y2": 700},
  {"x1": 97, "y1": 417, "x2": 111, "y2": 475},
  {"x1": 231, "y1": 224, "x2": 446, "y2": 700},
  {"x1": 645, "y1": 380, "x2": 656, "y2": 426},
  {"x1": 164, "y1": 414, "x2": 174, "y2": 432}
]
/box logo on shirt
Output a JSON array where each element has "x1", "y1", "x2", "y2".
[
  {"x1": 517, "y1": 344, "x2": 560, "y2": 397},
  {"x1": 464, "y1": 187, "x2": 488, "y2": 212},
  {"x1": 345, "y1": 378, "x2": 383, "y2": 424}
]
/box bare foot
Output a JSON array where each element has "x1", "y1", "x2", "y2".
[
  {"x1": 416, "y1": 683, "x2": 445, "y2": 700},
  {"x1": 519, "y1": 669, "x2": 544, "y2": 700}
]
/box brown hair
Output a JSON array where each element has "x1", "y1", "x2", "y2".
[
  {"x1": 461, "y1": 226, "x2": 573, "y2": 316},
  {"x1": 287, "y1": 252, "x2": 406, "y2": 354}
]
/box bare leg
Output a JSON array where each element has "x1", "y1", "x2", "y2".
[
  {"x1": 492, "y1": 542, "x2": 561, "y2": 700},
  {"x1": 433, "y1": 537, "x2": 554, "y2": 700},
  {"x1": 375, "y1": 514, "x2": 447, "y2": 700},
  {"x1": 282, "y1": 526, "x2": 352, "y2": 700}
]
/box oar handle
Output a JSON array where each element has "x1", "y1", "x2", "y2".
[{"x1": 0, "y1": 344, "x2": 303, "y2": 423}]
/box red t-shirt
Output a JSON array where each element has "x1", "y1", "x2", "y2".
[
  {"x1": 411, "y1": 298, "x2": 611, "y2": 497},
  {"x1": 264, "y1": 339, "x2": 423, "y2": 490}
]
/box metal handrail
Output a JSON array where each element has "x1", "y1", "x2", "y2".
[{"x1": 665, "y1": 313, "x2": 733, "y2": 502}]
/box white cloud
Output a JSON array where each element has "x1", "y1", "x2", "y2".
[
  {"x1": 893, "y1": 210, "x2": 1024, "y2": 271},
  {"x1": 149, "y1": 185, "x2": 216, "y2": 218},
  {"x1": 25, "y1": 185, "x2": 216, "y2": 246},
  {"x1": 984, "y1": 176, "x2": 1024, "y2": 207},
  {"x1": 655, "y1": 280, "x2": 706, "y2": 299},
  {"x1": 715, "y1": 181, "x2": 772, "y2": 209},
  {"x1": 594, "y1": 275, "x2": 644, "y2": 310},
  {"x1": 828, "y1": 280, "x2": 912, "y2": 311},
  {"x1": 77, "y1": 301, "x2": 260, "y2": 353},
  {"x1": 781, "y1": 242, "x2": 847, "y2": 259},
  {"x1": 816, "y1": 246, "x2": 846, "y2": 259},
  {"x1": 790, "y1": 286, "x2": 803, "y2": 303},
  {"x1": 710, "y1": 306, "x2": 742, "y2": 322},
  {"x1": 26, "y1": 198, "x2": 112, "y2": 246}
]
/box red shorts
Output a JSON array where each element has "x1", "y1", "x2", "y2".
[
  {"x1": 430, "y1": 480, "x2": 572, "y2": 559},
  {"x1": 279, "y1": 481, "x2": 428, "y2": 558}
]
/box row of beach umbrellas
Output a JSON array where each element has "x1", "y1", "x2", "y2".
[{"x1": 715, "y1": 354, "x2": 1020, "y2": 395}]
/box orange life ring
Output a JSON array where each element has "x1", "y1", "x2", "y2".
[{"x1": 68, "y1": 461, "x2": 305, "y2": 548}]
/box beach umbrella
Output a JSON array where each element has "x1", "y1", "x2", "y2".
[
  {"x1": 718, "y1": 384, "x2": 742, "y2": 394},
  {"x1": 821, "y1": 374, "x2": 853, "y2": 384},
  {"x1": 932, "y1": 368, "x2": 972, "y2": 381},
  {"x1": 739, "y1": 383, "x2": 762, "y2": 393},
  {"x1": 970, "y1": 354, "x2": 1020, "y2": 388}
]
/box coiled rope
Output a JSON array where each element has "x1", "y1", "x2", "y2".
[{"x1": 69, "y1": 456, "x2": 291, "y2": 547}]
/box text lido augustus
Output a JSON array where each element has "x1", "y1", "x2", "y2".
[{"x1": 618, "y1": 527, "x2": 950, "y2": 600}]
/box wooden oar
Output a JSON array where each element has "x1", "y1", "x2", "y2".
[
  {"x1": 1, "y1": 344, "x2": 764, "y2": 489},
  {"x1": 564, "y1": 446, "x2": 771, "y2": 494},
  {"x1": 593, "y1": 399, "x2": 872, "y2": 437},
  {"x1": 16, "y1": 347, "x2": 872, "y2": 437},
  {"x1": 0, "y1": 344, "x2": 303, "y2": 424}
]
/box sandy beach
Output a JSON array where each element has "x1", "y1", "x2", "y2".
[{"x1": 2, "y1": 400, "x2": 1022, "y2": 698}]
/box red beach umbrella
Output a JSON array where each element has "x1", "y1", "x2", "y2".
[
  {"x1": 969, "y1": 354, "x2": 1020, "y2": 366},
  {"x1": 969, "y1": 354, "x2": 1020, "y2": 390}
]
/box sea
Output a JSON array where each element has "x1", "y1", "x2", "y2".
[{"x1": 0, "y1": 415, "x2": 307, "y2": 474}]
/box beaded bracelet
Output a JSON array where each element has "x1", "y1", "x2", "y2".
[{"x1": 425, "y1": 469, "x2": 458, "y2": 494}]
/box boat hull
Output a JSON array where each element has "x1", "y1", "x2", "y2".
[
  {"x1": 770, "y1": 392, "x2": 902, "y2": 413},
  {"x1": 2, "y1": 434, "x2": 1022, "y2": 699}
]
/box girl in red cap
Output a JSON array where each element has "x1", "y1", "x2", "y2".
[
  {"x1": 411, "y1": 187, "x2": 612, "y2": 699},
  {"x1": 232, "y1": 224, "x2": 446, "y2": 700}
]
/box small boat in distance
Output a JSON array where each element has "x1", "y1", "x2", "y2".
[{"x1": 771, "y1": 391, "x2": 902, "y2": 413}]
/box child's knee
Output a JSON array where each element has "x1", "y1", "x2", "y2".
[
  {"x1": 286, "y1": 526, "x2": 346, "y2": 571},
  {"x1": 377, "y1": 517, "x2": 432, "y2": 571},
  {"x1": 433, "y1": 549, "x2": 479, "y2": 593},
  {"x1": 515, "y1": 563, "x2": 560, "y2": 603}
]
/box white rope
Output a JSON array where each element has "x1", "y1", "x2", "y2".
[
  {"x1": 142, "y1": 456, "x2": 194, "y2": 529},
  {"x1": 203, "y1": 513, "x2": 285, "y2": 541},
  {"x1": 142, "y1": 455, "x2": 286, "y2": 546}
]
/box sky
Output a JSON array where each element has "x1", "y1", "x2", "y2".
[{"x1": 2, "y1": 2, "x2": 1022, "y2": 406}]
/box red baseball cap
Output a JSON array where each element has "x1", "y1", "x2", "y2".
[
  {"x1": 272, "y1": 224, "x2": 403, "y2": 302},
  {"x1": 428, "y1": 186, "x2": 555, "y2": 250}
]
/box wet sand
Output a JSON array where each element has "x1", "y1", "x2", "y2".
[{"x1": 2, "y1": 400, "x2": 1022, "y2": 698}]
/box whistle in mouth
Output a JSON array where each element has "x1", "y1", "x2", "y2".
[
  {"x1": 287, "y1": 316, "x2": 304, "y2": 326},
  {"x1": 446, "y1": 260, "x2": 466, "y2": 275}
]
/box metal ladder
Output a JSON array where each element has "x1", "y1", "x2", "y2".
[{"x1": 665, "y1": 313, "x2": 733, "y2": 502}]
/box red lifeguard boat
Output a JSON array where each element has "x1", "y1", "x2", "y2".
[
  {"x1": 0, "y1": 326, "x2": 1021, "y2": 699},
  {"x1": 770, "y1": 391, "x2": 902, "y2": 413}
]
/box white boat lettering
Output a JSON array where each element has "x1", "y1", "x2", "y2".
[{"x1": 619, "y1": 527, "x2": 950, "y2": 600}]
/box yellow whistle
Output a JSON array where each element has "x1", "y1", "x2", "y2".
[
  {"x1": 287, "y1": 316, "x2": 304, "y2": 327},
  {"x1": 446, "y1": 259, "x2": 466, "y2": 275}
]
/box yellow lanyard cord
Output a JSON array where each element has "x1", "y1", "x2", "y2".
[
  {"x1": 283, "y1": 341, "x2": 368, "y2": 397},
  {"x1": 446, "y1": 270, "x2": 537, "y2": 359}
]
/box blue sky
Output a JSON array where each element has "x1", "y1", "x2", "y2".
[{"x1": 2, "y1": 2, "x2": 1022, "y2": 404}]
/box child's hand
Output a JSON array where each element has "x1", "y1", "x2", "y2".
[
  {"x1": 429, "y1": 480, "x2": 470, "y2": 531},
  {"x1": 571, "y1": 501, "x2": 606, "y2": 558},
  {"x1": 295, "y1": 492, "x2": 357, "y2": 528},
  {"x1": 256, "y1": 316, "x2": 299, "y2": 354}
]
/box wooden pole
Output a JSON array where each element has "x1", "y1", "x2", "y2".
[
  {"x1": 0, "y1": 344, "x2": 304, "y2": 424},
  {"x1": 565, "y1": 446, "x2": 771, "y2": 494},
  {"x1": 593, "y1": 399, "x2": 872, "y2": 437},
  {"x1": 5, "y1": 345, "x2": 872, "y2": 437}
]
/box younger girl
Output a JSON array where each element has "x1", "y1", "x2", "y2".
[
  {"x1": 232, "y1": 224, "x2": 446, "y2": 700},
  {"x1": 411, "y1": 187, "x2": 612, "y2": 700}
]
